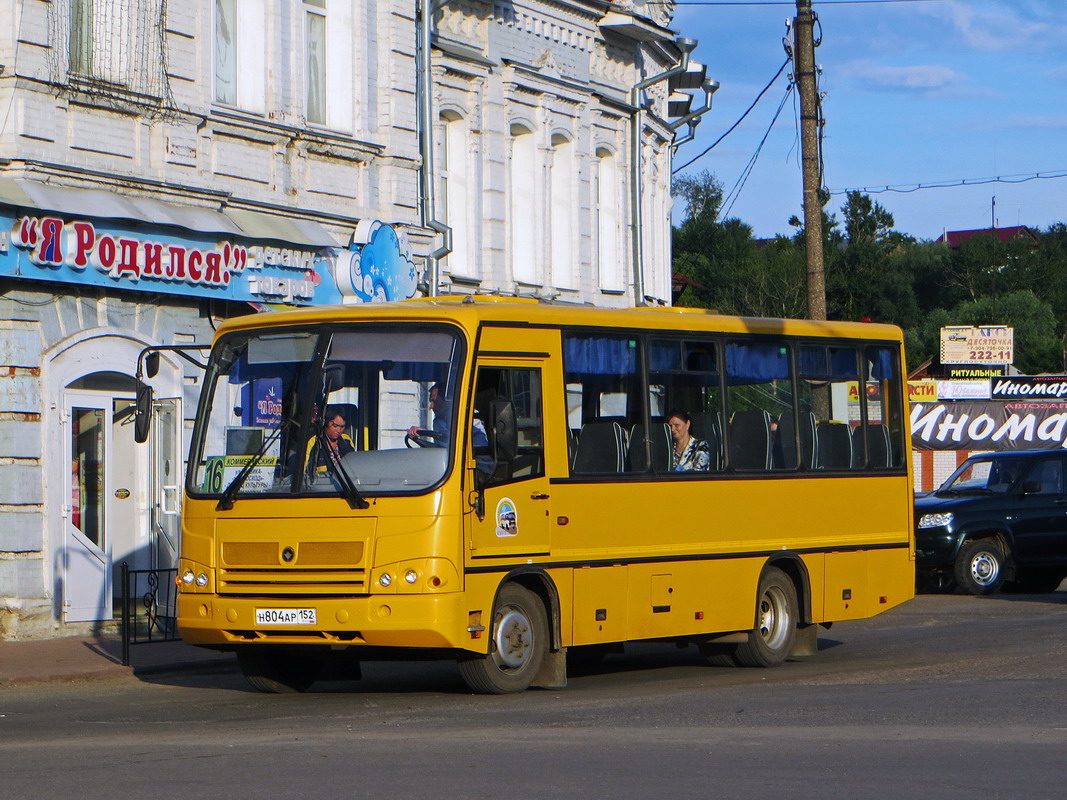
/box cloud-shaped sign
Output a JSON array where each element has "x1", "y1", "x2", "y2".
[{"x1": 332, "y1": 221, "x2": 418, "y2": 303}]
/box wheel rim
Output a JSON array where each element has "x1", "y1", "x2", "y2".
[
  {"x1": 757, "y1": 585, "x2": 791, "y2": 650},
  {"x1": 970, "y1": 552, "x2": 999, "y2": 586},
  {"x1": 492, "y1": 607, "x2": 534, "y2": 670}
]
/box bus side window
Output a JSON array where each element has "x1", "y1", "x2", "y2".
[{"x1": 474, "y1": 366, "x2": 544, "y2": 486}]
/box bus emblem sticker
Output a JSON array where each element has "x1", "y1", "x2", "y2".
[{"x1": 495, "y1": 498, "x2": 518, "y2": 537}]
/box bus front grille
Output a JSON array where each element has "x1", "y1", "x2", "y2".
[
  {"x1": 217, "y1": 538, "x2": 368, "y2": 594},
  {"x1": 218, "y1": 568, "x2": 367, "y2": 594}
]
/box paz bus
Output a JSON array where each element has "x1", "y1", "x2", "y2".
[{"x1": 159, "y1": 296, "x2": 914, "y2": 693}]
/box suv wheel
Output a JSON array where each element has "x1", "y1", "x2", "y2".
[{"x1": 954, "y1": 540, "x2": 1006, "y2": 595}]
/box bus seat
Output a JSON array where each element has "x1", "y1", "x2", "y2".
[
  {"x1": 853, "y1": 422, "x2": 891, "y2": 468},
  {"x1": 690, "y1": 412, "x2": 722, "y2": 470},
  {"x1": 573, "y1": 421, "x2": 626, "y2": 473},
  {"x1": 774, "y1": 411, "x2": 816, "y2": 469},
  {"x1": 626, "y1": 424, "x2": 670, "y2": 472},
  {"x1": 816, "y1": 421, "x2": 853, "y2": 470},
  {"x1": 729, "y1": 410, "x2": 773, "y2": 470}
]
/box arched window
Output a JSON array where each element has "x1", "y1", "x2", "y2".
[
  {"x1": 595, "y1": 146, "x2": 623, "y2": 292},
  {"x1": 550, "y1": 134, "x2": 577, "y2": 290},
  {"x1": 441, "y1": 111, "x2": 474, "y2": 278},
  {"x1": 509, "y1": 123, "x2": 538, "y2": 285}
]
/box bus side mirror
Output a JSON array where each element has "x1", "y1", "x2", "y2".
[
  {"x1": 134, "y1": 381, "x2": 153, "y2": 444},
  {"x1": 489, "y1": 399, "x2": 517, "y2": 463},
  {"x1": 145, "y1": 350, "x2": 160, "y2": 379},
  {"x1": 1020, "y1": 480, "x2": 1042, "y2": 496}
]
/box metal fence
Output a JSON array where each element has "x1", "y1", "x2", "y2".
[{"x1": 120, "y1": 563, "x2": 180, "y2": 666}]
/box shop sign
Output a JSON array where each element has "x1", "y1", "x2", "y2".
[
  {"x1": 911, "y1": 400, "x2": 1067, "y2": 451},
  {"x1": 990, "y1": 376, "x2": 1067, "y2": 401},
  {"x1": 908, "y1": 381, "x2": 937, "y2": 403},
  {"x1": 7, "y1": 213, "x2": 337, "y2": 305},
  {"x1": 936, "y1": 380, "x2": 990, "y2": 400},
  {"x1": 939, "y1": 325, "x2": 1013, "y2": 365},
  {"x1": 947, "y1": 366, "x2": 1005, "y2": 379}
]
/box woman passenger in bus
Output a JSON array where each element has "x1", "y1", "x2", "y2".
[{"x1": 667, "y1": 410, "x2": 711, "y2": 472}]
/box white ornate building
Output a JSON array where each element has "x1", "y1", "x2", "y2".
[{"x1": 0, "y1": 0, "x2": 709, "y2": 639}]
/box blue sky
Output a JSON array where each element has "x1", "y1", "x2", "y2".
[{"x1": 670, "y1": 0, "x2": 1067, "y2": 240}]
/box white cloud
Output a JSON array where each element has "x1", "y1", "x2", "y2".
[
  {"x1": 927, "y1": 0, "x2": 1067, "y2": 53},
  {"x1": 841, "y1": 59, "x2": 964, "y2": 93}
]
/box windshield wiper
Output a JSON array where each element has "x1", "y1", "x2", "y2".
[
  {"x1": 315, "y1": 434, "x2": 370, "y2": 510},
  {"x1": 216, "y1": 421, "x2": 288, "y2": 511}
]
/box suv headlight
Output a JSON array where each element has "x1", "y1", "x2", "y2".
[{"x1": 918, "y1": 512, "x2": 954, "y2": 529}]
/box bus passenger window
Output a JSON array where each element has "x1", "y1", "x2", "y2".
[
  {"x1": 649, "y1": 339, "x2": 722, "y2": 473},
  {"x1": 724, "y1": 341, "x2": 794, "y2": 471},
  {"x1": 564, "y1": 334, "x2": 641, "y2": 475},
  {"x1": 797, "y1": 345, "x2": 861, "y2": 471}
]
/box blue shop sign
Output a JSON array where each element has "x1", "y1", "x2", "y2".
[{"x1": 3, "y1": 211, "x2": 419, "y2": 307}]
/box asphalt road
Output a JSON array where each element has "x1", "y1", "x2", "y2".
[{"x1": 3, "y1": 592, "x2": 1067, "y2": 800}]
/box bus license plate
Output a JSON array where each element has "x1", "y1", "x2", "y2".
[{"x1": 255, "y1": 608, "x2": 317, "y2": 625}]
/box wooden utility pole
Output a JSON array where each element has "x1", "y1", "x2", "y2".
[{"x1": 795, "y1": 0, "x2": 826, "y2": 320}]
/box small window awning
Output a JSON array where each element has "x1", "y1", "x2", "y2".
[{"x1": 0, "y1": 178, "x2": 341, "y2": 248}]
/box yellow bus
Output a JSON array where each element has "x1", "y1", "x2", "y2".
[{"x1": 169, "y1": 297, "x2": 914, "y2": 693}]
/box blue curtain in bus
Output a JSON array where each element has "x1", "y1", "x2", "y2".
[
  {"x1": 382, "y1": 362, "x2": 445, "y2": 382},
  {"x1": 799, "y1": 346, "x2": 858, "y2": 378},
  {"x1": 564, "y1": 336, "x2": 636, "y2": 376},
  {"x1": 866, "y1": 347, "x2": 895, "y2": 380},
  {"x1": 726, "y1": 342, "x2": 789, "y2": 382}
]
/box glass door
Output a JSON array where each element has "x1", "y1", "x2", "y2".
[{"x1": 63, "y1": 394, "x2": 112, "y2": 622}]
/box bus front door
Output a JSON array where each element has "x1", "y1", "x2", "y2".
[{"x1": 467, "y1": 336, "x2": 560, "y2": 558}]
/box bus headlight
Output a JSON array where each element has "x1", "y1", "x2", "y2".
[
  {"x1": 404, "y1": 569, "x2": 419, "y2": 585},
  {"x1": 182, "y1": 569, "x2": 195, "y2": 585},
  {"x1": 918, "y1": 512, "x2": 953, "y2": 529},
  {"x1": 379, "y1": 573, "x2": 393, "y2": 588},
  {"x1": 196, "y1": 572, "x2": 209, "y2": 587}
]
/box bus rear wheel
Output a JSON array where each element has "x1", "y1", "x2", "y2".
[
  {"x1": 237, "y1": 646, "x2": 326, "y2": 693},
  {"x1": 458, "y1": 583, "x2": 547, "y2": 694},
  {"x1": 733, "y1": 567, "x2": 798, "y2": 668}
]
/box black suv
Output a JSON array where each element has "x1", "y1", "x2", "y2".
[{"x1": 915, "y1": 450, "x2": 1067, "y2": 594}]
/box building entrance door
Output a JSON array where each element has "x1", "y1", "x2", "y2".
[
  {"x1": 62, "y1": 389, "x2": 148, "y2": 622},
  {"x1": 63, "y1": 393, "x2": 113, "y2": 622}
]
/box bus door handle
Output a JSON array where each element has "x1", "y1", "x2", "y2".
[{"x1": 530, "y1": 492, "x2": 550, "y2": 501}]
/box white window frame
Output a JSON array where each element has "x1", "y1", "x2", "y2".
[
  {"x1": 215, "y1": 0, "x2": 267, "y2": 113},
  {"x1": 595, "y1": 147, "x2": 624, "y2": 293},
  {"x1": 550, "y1": 134, "x2": 577, "y2": 291},
  {"x1": 509, "y1": 123, "x2": 539, "y2": 286},
  {"x1": 441, "y1": 111, "x2": 476, "y2": 279}
]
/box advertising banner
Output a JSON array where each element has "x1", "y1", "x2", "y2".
[
  {"x1": 911, "y1": 401, "x2": 1067, "y2": 451},
  {"x1": 990, "y1": 376, "x2": 1067, "y2": 401},
  {"x1": 939, "y1": 325, "x2": 1013, "y2": 365}
]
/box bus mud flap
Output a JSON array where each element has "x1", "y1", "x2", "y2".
[
  {"x1": 532, "y1": 647, "x2": 568, "y2": 689},
  {"x1": 790, "y1": 623, "x2": 819, "y2": 658}
]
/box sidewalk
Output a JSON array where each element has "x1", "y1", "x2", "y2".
[{"x1": 0, "y1": 634, "x2": 236, "y2": 686}]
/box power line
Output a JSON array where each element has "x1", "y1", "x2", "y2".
[
  {"x1": 673, "y1": 57, "x2": 791, "y2": 175},
  {"x1": 829, "y1": 170, "x2": 1067, "y2": 196},
  {"x1": 722, "y1": 82, "x2": 796, "y2": 218}
]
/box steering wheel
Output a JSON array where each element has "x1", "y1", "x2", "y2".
[{"x1": 405, "y1": 429, "x2": 439, "y2": 448}]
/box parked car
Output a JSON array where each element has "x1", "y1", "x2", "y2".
[{"x1": 914, "y1": 450, "x2": 1067, "y2": 594}]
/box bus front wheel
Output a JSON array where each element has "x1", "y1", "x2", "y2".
[
  {"x1": 733, "y1": 567, "x2": 798, "y2": 668},
  {"x1": 458, "y1": 583, "x2": 547, "y2": 694},
  {"x1": 237, "y1": 646, "x2": 326, "y2": 693}
]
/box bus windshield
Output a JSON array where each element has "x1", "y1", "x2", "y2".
[{"x1": 189, "y1": 324, "x2": 464, "y2": 502}]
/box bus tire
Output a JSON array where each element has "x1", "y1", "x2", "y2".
[
  {"x1": 733, "y1": 567, "x2": 798, "y2": 668},
  {"x1": 458, "y1": 583, "x2": 547, "y2": 694},
  {"x1": 954, "y1": 540, "x2": 1005, "y2": 595},
  {"x1": 237, "y1": 646, "x2": 325, "y2": 693}
]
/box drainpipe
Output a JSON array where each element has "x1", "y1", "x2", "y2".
[
  {"x1": 416, "y1": 0, "x2": 452, "y2": 297},
  {"x1": 629, "y1": 37, "x2": 697, "y2": 306},
  {"x1": 670, "y1": 79, "x2": 719, "y2": 151}
]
